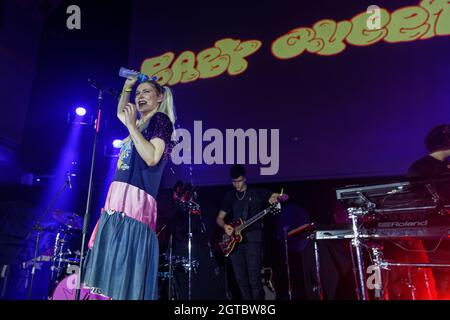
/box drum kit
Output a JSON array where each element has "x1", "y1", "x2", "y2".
[
  {"x1": 159, "y1": 253, "x2": 200, "y2": 276},
  {"x1": 157, "y1": 252, "x2": 200, "y2": 300},
  {"x1": 22, "y1": 209, "x2": 106, "y2": 300},
  {"x1": 22, "y1": 206, "x2": 202, "y2": 300}
]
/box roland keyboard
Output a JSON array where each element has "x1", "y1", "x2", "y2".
[{"x1": 315, "y1": 225, "x2": 450, "y2": 240}]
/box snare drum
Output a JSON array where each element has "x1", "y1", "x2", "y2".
[{"x1": 172, "y1": 255, "x2": 199, "y2": 272}]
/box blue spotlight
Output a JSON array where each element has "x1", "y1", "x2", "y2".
[
  {"x1": 75, "y1": 107, "x2": 87, "y2": 116},
  {"x1": 112, "y1": 139, "x2": 122, "y2": 149},
  {"x1": 67, "y1": 106, "x2": 93, "y2": 125}
]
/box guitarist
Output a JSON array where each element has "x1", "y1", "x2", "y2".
[{"x1": 216, "y1": 165, "x2": 283, "y2": 300}]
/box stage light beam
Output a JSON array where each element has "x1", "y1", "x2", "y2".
[
  {"x1": 75, "y1": 107, "x2": 87, "y2": 116},
  {"x1": 112, "y1": 139, "x2": 122, "y2": 149}
]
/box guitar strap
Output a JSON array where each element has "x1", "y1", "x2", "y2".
[
  {"x1": 242, "y1": 192, "x2": 251, "y2": 221},
  {"x1": 235, "y1": 188, "x2": 262, "y2": 222}
]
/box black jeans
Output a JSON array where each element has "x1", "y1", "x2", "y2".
[{"x1": 229, "y1": 241, "x2": 264, "y2": 300}]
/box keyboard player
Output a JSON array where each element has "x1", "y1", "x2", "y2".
[{"x1": 407, "y1": 124, "x2": 450, "y2": 299}]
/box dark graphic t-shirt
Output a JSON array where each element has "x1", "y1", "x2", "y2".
[{"x1": 114, "y1": 112, "x2": 173, "y2": 198}]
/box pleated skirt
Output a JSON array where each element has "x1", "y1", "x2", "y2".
[{"x1": 82, "y1": 210, "x2": 159, "y2": 300}]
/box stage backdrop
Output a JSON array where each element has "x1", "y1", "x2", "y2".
[{"x1": 127, "y1": 0, "x2": 450, "y2": 186}]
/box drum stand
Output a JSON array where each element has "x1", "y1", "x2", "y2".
[
  {"x1": 48, "y1": 230, "x2": 61, "y2": 298},
  {"x1": 47, "y1": 228, "x2": 70, "y2": 299},
  {"x1": 187, "y1": 208, "x2": 193, "y2": 300},
  {"x1": 167, "y1": 233, "x2": 176, "y2": 300},
  {"x1": 173, "y1": 183, "x2": 202, "y2": 300},
  {"x1": 180, "y1": 205, "x2": 201, "y2": 300}
]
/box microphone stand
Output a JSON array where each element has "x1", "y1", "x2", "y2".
[
  {"x1": 27, "y1": 177, "x2": 69, "y2": 300},
  {"x1": 75, "y1": 81, "x2": 106, "y2": 300}
]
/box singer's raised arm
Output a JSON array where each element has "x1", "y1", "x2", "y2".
[{"x1": 117, "y1": 77, "x2": 138, "y2": 125}]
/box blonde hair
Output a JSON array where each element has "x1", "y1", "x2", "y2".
[{"x1": 122, "y1": 83, "x2": 176, "y2": 144}]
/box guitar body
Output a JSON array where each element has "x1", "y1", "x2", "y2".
[
  {"x1": 219, "y1": 218, "x2": 244, "y2": 257},
  {"x1": 219, "y1": 200, "x2": 284, "y2": 257}
]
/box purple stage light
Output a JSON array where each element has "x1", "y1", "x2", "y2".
[
  {"x1": 75, "y1": 107, "x2": 87, "y2": 116},
  {"x1": 112, "y1": 139, "x2": 122, "y2": 149}
]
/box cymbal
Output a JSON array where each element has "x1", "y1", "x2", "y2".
[
  {"x1": 52, "y1": 210, "x2": 83, "y2": 230},
  {"x1": 33, "y1": 225, "x2": 58, "y2": 233}
]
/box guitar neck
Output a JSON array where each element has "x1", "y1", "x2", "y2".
[{"x1": 236, "y1": 204, "x2": 279, "y2": 233}]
